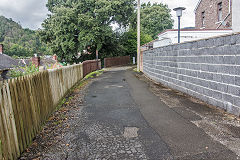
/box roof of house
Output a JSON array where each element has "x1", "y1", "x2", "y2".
[
  {"x1": 0, "y1": 65, "x2": 7, "y2": 70},
  {"x1": 141, "y1": 39, "x2": 158, "y2": 47},
  {"x1": 0, "y1": 54, "x2": 22, "y2": 70},
  {"x1": 20, "y1": 57, "x2": 57, "y2": 67},
  {"x1": 40, "y1": 58, "x2": 57, "y2": 66},
  {"x1": 194, "y1": 0, "x2": 203, "y2": 13}
]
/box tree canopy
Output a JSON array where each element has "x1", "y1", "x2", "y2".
[
  {"x1": 39, "y1": 1, "x2": 173, "y2": 63},
  {"x1": 120, "y1": 30, "x2": 152, "y2": 58},
  {"x1": 39, "y1": 0, "x2": 136, "y2": 63},
  {"x1": 130, "y1": 2, "x2": 173, "y2": 39}
]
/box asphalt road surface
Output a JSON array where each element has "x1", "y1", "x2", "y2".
[{"x1": 20, "y1": 67, "x2": 239, "y2": 160}]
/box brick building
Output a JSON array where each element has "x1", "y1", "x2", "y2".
[{"x1": 195, "y1": 0, "x2": 232, "y2": 29}]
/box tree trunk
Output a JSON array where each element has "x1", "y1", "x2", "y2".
[
  {"x1": 96, "y1": 49, "x2": 99, "y2": 60},
  {"x1": 96, "y1": 49, "x2": 100, "y2": 69}
]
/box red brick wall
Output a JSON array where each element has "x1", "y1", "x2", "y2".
[
  {"x1": 32, "y1": 57, "x2": 40, "y2": 67},
  {"x1": 195, "y1": 0, "x2": 232, "y2": 29},
  {"x1": 53, "y1": 54, "x2": 58, "y2": 61},
  {"x1": 0, "y1": 44, "x2": 3, "y2": 54}
]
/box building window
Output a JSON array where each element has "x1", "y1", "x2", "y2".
[
  {"x1": 202, "y1": 11, "x2": 205, "y2": 27},
  {"x1": 218, "y1": 2, "x2": 223, "y2": 21}
]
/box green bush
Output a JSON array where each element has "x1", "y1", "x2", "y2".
[{"x1": 8, "y1": 63, "x2": 39, "y2": 78}]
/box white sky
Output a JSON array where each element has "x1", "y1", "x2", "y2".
[
  {"x1": 0, "y1": 0, "x2": 49, "y2": 29},
  {"x1": 0, "y1": 0, "x2": 199, "y2": 30},
  {"x1": 142, "y1": 0, "x2": 199, "y2": 29}
]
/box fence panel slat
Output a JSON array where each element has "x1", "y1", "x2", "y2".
[
  {"x1": 0, "y1": 87, "x2": 11, "y2": 159},
  {"x1": 9, "y1": 79, "x2": 24, "y2": 153},
  {"x1": 0, "y1": 61, "x2": 94, "y2": 159},
  {"x1": 0, "y1": 84, "x2": 14, "y2": 159},
  {"x1": 104, "y1": 56, "x2": 130, "y2": 68},
  {"x1": 6, "y1": 82, "x2": 20, "y2": 158}
]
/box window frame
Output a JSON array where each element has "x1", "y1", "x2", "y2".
[
  {"x1": 217, "y1": 2, "x2": 223, "y2": 22},
  {"x1": 201, "y1": 11, "x2": 205, "y2": 27}
]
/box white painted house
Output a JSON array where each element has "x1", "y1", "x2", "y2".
[
  {"x1": 143, "y1": 0, "x2": 240, "y2": 49},
  {"x1": 153, "y1": 29, "x2": 232, "y2": 48},
  {"x1": 232, "y1": 0, "x2": 240, "y2": 32}
]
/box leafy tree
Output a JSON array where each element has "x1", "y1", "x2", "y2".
[
  {"x1": 130, "y1": 2, "x2": 173, "y2": 39},
  {"x1": 78, "y1": 32, "x2": 126, "y2": 63},
  {"x1": 120, "y1": 30, "x2": 152, "y2": 58},
  {"x1": 39, "y1": 7, "x2": 79, "y2": 62},
  {"x1": 39, "y1": 0, "x2": 136, "y2": 63}
]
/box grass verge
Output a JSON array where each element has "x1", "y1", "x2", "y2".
[
  {"x1": 133, "y1": 67, "x2": 141, "y2": 73},
  {"x1": 54, "y1": 69, "x2": 104, "y2": 112},
  {"x1": 83, "y1": 69, "x2": 104, "y2": 80}
]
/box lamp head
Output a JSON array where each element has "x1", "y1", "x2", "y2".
[{"x1": 173, "y1": 7, "x2": 186, "y2": 17}]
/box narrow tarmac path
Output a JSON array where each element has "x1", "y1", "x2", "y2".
[{"x1": 20, "y1": 67, "x2": 238, "y2": 160}]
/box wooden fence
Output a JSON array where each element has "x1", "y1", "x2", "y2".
[
  {"x1": 82, "y1": 60, "x2": 101, "y2": 77},
  {"x1": 104, "y1": 56, "x2": 130, "y2": 68},
  {"x1": 0, "y1": 61, "x2": 99, "y2": 159}
]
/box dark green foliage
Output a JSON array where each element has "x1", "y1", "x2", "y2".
[
  {"x1": 38, "y1": 7, "x2": 79, "y2": 62},
  {"x1": 0, "y1": 16, "x2": 49, "y2": 57},
  {"x1": 76, "y1": 32, "x2": 125, "y2": 63},
  {"x1": 8, "y1": 63, "x2": 39, "y2": 78},
  {"x1": 130, "y1": 2, "x2": 173, "y2": 39},
  {"x1": 119, "y1": 2, "x2": 173, "y2": 57},
  {"x1": 40, "y1": 0, "x2": 136, "y2": 63},
  {"x1": 39, "y1": 1, "x2": 173, "y2": 63},
  {"x1": 120, "y1": 30, "x2": 152, "y2": 58}
]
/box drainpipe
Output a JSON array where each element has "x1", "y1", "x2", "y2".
[{"x1": 217, "y1": 0, "x2": 231, "y2": 29}]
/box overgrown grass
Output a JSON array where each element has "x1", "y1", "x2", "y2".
[
  {"x1": 55, "y1": 69, "x2": 104, "y2": 111},
  {"x1": 84, "y1": 69, "x2": 104, "y2": 80},
  {"x1": 133, "y1": 68, "x2": 141, "y2": 73},
  {"x1": 8, "y1": 63, "x2": 39, "y2": 78}
]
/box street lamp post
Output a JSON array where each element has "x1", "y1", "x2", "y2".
[
  {"x1": 137, "y1": 0, "x2": 141, "y2": 71},
  {"x1": 173, "y1": 7, "x2": 186, "y2": 43}
]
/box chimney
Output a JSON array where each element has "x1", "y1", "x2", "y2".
[
  {"x1": 0, "y1": 44, "x2": 3, "y2": 54},
  {"x1": 53, "y1": 54, "x2": 58, "y2": 61},
  {"x1": 32, "y1": 56, "x2": 40, "y2": 67}
]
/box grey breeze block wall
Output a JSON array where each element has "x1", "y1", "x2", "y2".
[{"x1": 143, "y1": 33, "x2": 240, "y2": 116}]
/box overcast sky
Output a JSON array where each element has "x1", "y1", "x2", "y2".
[
  {"x1": 0, "y1": 0, "x2": 49, "y2": 29},
  {"x1": 142, "y1": 0, "x2": 199, "y2": 29},
  {"x1": 0, "y1": 0, "x2": 199, "y2": 30}
]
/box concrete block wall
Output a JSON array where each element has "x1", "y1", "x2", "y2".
[{"x1": 143, "y1": 33, "x2": 240, "y2": 116}]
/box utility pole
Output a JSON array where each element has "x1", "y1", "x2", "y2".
[{"x1": 137, "y1": 0, "x2": 141, "y2": 71}]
